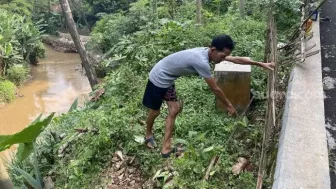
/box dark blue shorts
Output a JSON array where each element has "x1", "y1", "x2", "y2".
[{"x1": 142, "y1": 80, "x2": 177, "y2": 110}]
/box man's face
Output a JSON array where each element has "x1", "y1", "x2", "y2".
[{"x1": 210, "y1": 47, "x2": 232, "y2": 63}]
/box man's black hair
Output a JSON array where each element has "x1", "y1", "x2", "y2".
[{"x1": 211, "y1": 34, "x2": 235, "y2": 51}]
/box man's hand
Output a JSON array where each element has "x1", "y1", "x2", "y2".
[
  {"x1": 259, "y1": 62, "x2": 275, "y2": 71},
  {"x1": 224, "y1": 56, "x2": 275, "y2": 72},
  {"x1": 204, "y1": 77, "x2": 236, "y2": 116},
  {"x1": 226, "y1": 103, "x2": 237, "y2": 116}
]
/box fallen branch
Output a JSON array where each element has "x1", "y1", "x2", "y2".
[
  {"x1": 279, "y1": 26, "x2": 314, "y2": 51},
  {"x1": 240, "y1": 96, "x2": 255, "y2": 117},
  {"x1": 90, "y1": 88, "x2": 105, "y2": 102},
  {"x1": 285, "y1": 0, "x2": 326, "y2": 47},
  {"x1": 281, "y1": 49, "x2": 320, "y2": 64},
  {"x1": 58, "y1": 133, "x2": 79, "y2": 156},
  {"x1": 203, "y1": 155, "x2": 220, "y2": 181},
  {"x1": 294, "y1": 44, "x2": 316, "y2": 56}
]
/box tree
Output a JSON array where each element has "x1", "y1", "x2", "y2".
[
  {"x1": 196, "y1": 0, "x2": 202, "y2": 24},
  {"x1": 0, "y1": 57, "x2": 3, "y2": 77},
  {"x1": 239, "y1": 0, "x2": 245, "y2": 17},
  {"x1": 59, "y1": 0, "x2": 98, "y2": 89},
  {"x1": 153, "y1": 0, "x2": 158, "y2": 28},
  {"x1": 167, "y1": 0, "x2": 176, "y2": 19},
  {"x1": 84, "y1": 0, "x2": 136, "y2": 15}
]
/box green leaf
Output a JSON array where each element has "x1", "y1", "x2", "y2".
[
  {"x1": 9, "y1": 165, "x2": 41, "y2": 189},
  {"x1": 174, "y1": 138, "x2": 188, "y2": 145},
  {"x1": 16, "y1": 142, "x2": 33, "y2": 161},
  {"x1": 31, "y1": 113, "x2": 43, "y2": 125},
  {"x1": 0, "y1": 113, "x2": 55, "y2": 152},
  {"x1": 188, "y1": 131, "x2": 197, "y2": 138},
  {"x1": 243, "y1": 116, "x2": 249, "y2": 126},
  {"x1": 68, "y1": 98, "x2": 78, "y2": 112},
  {"x1": 202, "y1": 146, "x2": 214, "y2": 153},
  {"x1": 196, "y1": 133, "x2": 206, "y2": 141},
  {"x1": 210, "y1": 170, "x2": 216, "y2": 176},
  {"x1": 0, "y1": 35, "x2": 3, "y2": 41},
  {"x1": 152, "y1": 169, "x2": 162, "y2": 180},
  {"x1": 134, "y1": 135, "x2": 144, "y2": 143},
  {"x1": 0, "y1": 136, "x2": 11, "y2": 144},
  {"x1": 5, "y1": 43, "x2": 12, "y2": 55}
]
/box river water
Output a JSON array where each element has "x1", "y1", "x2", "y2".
[{"x1": 0, "y1": 45, "x2": 91, "y2": 159}]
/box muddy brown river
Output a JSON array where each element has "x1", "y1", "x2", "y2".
[{"x1": 0, "y1": 45, "x2": 91, "y2": 159}]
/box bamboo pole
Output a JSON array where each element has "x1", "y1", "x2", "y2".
[
  {"x1": 300, "y1": 1, "x2": 306, "y2": 63},
  {"x1": 256, "y1": 1, "x2": 277, "y2": 187}
]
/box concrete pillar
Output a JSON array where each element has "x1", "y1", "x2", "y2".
[{"x1": 214, "y1": 61, "x2": 251, "y2": 114}]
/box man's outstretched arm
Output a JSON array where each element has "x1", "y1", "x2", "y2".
[
  {"x1": 204, "y1": 77, "x2": 236, "y2": 116},
  {"x1": 224, "y1": 56, "x2": 275, "y2": 71}
]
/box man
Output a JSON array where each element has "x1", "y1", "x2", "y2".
[{"x1": 142, "y1": 34, "x2": 274, "y2": 158}]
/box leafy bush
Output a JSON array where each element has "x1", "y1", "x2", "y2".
[
  {"x1": 0, "y1": 8, "x2": 44, "y2": 75},
  {"x1": 84, "y1": 0, "x2": 137, "y2": 15},
  {"x1": 0, "y1": 0, "x2": 33, "y2": 17},
  {"x1": 88, "y1": 13, "x2": 140, "y2": 53},
  {"x1": 0, "y1": 79, "x2": 16, "y2": 102},
  {"x1": 7, "y1": 64, "x2": 29, "y2": 86}
]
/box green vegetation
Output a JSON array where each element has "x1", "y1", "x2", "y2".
[
  {"x1": 7, "y1": 64, "x2": 29, "y2": 86},
  {"x1": 0, "y1": 79, "x2": 15, "y2": 102},
  {"x1": 0, "y1": 2, "x2": 45, "y2": 102},
  {"x1": 0, "y1": 0, "x2": 33, "y2": 17},
  {"x1": 1, "y1": 113, "x2": 55, "y2": 189},
  {"x1": 3, "y1": 0, "x2": 301, "y2": 188}
]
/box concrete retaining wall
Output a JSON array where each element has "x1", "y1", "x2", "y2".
[{"x1": 272, "y1": 18, "x2": 330, "y2": 188}]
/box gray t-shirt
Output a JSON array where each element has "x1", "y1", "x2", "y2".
[{"x1": 149, "y1": 47, "x2": 212, "y2": 88}]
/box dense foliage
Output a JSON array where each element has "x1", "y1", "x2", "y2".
[
  {"x1": 0, "y1": 6, "x2": 45, "y2": 102},
  {"x1": 7, "y1": 64, "x2": 29, "y2": 86},
  {"x1": 0, "y1": 79, "x2": 15, "y2": 102},
  {"x1": 7, "y1": 0, "x2": 301, "y2": 188},
  {"x1": 0, "y1": 0, "x2": 33, "y2": 17}
]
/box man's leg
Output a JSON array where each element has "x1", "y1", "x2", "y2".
[
  {"x1": 142, "y1": 79, "x2": 164, "y2": 148},
  {"x1": 145, "y1": 109, "x2": 160, "y2": 148},
  {"x1": 161, "y1": 101, "x2": 180, "y2": 154}
]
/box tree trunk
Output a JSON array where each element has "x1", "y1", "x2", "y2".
[
  {"x1": 239, "y1": 0, "x2": 245, "y2": 17},
  {"x1": 0, "y1": 57, "x2": 3, "y2": 77},
  {"x1": 153, "y1": 0, "x2": 158, "y2": 29},
  {"x1": 196, "y1": 0, "x2": 202, "y2": 24},
  {"x1": 59, "y1": 0, "x2": 98, "y2": 89},
  {"x1": 48, "y1": 0, "x2": 51, "y2": 29},
  {"x1": 169, "y1": 0, "x2": 175, "y2": 20}
]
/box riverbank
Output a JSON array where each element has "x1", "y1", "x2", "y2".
[
  {"x1": 0, "y1": 45, "x2": 91, "y2": 159},
  {"x1": 41, "y1": 32, "x2": 90, "y2": 53}
]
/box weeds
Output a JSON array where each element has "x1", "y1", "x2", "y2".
[{"x1": 7, "y1": 0, "x2": 300, "y2": 188}]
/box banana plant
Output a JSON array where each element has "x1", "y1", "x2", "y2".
[{"x1": 1, "y1": 112, "x2": 55, "y2": 189}]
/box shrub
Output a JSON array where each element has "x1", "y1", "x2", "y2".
[
  {"x1": 7, "y1": 64, "x2": 29, "y2": 86},
  {"x1": 0, "y1": 79, "x2": 16, "y2": 102}
]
